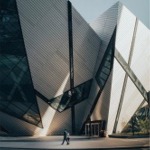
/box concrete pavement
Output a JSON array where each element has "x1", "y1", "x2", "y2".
[{"x1": 0, "y1": 136, "x2": 149, "y2": 149}]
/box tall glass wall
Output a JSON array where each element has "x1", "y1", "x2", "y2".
[
  {"x1": 36, "y1": 79, "x2": 93, "y2": 112},
  {"x1": 95, "y1": 28, "x2": 116, "y2": 89},
  {"x1": 0, "y1": 0, "x2": 42, "y2": 127}
]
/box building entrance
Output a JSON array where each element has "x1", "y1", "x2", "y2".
[{"x1": 85, "y1": 120, "x2": 106, "y2": 137}]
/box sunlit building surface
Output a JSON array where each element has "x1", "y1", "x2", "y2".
[{"x1": 0, "y1": 0, "x2": 149, "y2": 136}]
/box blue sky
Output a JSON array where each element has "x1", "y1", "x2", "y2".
[{"x1": 70, "y1": 0, "x2": 150, "y2": 29}]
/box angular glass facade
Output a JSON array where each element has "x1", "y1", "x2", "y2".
[
  {"x1": 95, "y1": 28, "x2": 116, "y2": 88},
  {"x1": 36, "y1": 79, "x2": 93, "y2": 112},
  {"x1": 0, "y1": 0, "x2": 42, "y2": 128}
]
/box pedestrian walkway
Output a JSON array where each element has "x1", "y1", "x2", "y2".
[{"x1": 0, "y1": 136, "x2": 149, "y2": 149}]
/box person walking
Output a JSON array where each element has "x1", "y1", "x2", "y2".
[{"x1": 61, "y1": 129, "x2": 70, "y2": 145}]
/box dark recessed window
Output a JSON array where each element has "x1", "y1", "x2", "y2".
[
  {"x1": 37, "y1": 79, "x2": 93, "y2": 112},
  {"x1": 95, "y1": 28, "x2": 116, "y2": 89},
  {"x1": 0, "y1": 0, "x2": 42, "y2": 128}
]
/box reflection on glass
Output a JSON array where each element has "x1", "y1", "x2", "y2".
[
  {"x1": 47, "y1": 79, "x2": 93, "y2": 112},
  {"x1": 0, "y1": 0, "x2": 42, "y2": 127},
  {"x1": 95, "y1": 28, "x2": 116, "y2": 88}
]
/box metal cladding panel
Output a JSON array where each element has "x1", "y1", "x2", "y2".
[
  {"x1": 75, "y1": 80, "x2": 100, "y2": 133},
  {"x1": 16, "y1": 0, "x2": 55, "y2": 26},
  {"x1": 86, "y1": 3, "x2": 121, "y2": 126},
  {"x1": 91, "y1": 71, "x2": 113, "y2": 121},
  {"x1": 47, "y1": 108, "x2": 72, "y2": 135},
  {"x1": 90, "y1": 2, "x2": 122, "y2": 74},
  {"x1": 116, "y1": 6, "x2": 136, "y2": 62},
  {"x1": 0, "y1": 111, "x2": 37, "y2": 136},
  {"x1": 17, "y1": 0, "x2": 70, "y2": 99},
  {"x1": 117, "y1": 78, "x2": 143, "y2": 133},
  {"x1": 107, "y1": 59, "x2": 126, "y2": 134},
  {"x1": 16, "y1": 0, "x2": 101, "y2": 135},
  {"x1": 0, "y1": 96, "x2": 57, "y2": 136},
  {"x1": 72, "y1": 7, "x2": 101, "y2": 86},
  {"x1": 130, "y1": 21, "x2": 150, "y2": 91},
  {"x1": 75, "y1": 100, "x2": 89, "y2": 133},
  {"x1": 33, "y1": 97, "x2": 56, "y2": 136}
]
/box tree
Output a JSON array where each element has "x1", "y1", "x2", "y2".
[{"x1": 138, "y1": 118, "x2": 150, "y2": 134}]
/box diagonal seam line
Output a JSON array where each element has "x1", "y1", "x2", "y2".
[
  {"x1": 113, "y1": 18, "x2": 140, "y2": 133},
  {"x1": 115, "y1": 49, "x2": 148, "y2": 102}
]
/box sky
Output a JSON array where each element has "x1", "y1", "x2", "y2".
[{"x1": 70, "y1": 0, "x2": 150, "y2": 29}]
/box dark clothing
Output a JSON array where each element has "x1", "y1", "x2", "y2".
[{"x1": 62, "y1": 130, "x2": 70, "y2": 145}]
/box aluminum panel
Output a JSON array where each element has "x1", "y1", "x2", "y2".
[
  {"x1": 91, "y1": 72, "x2": 113, "y2": 121},
  {"x1": 33, "y1": 97, "x2": 56, "y2": 136},
  {"x1": 75, "y1": 100, "x2": 90, "y2": 133},
  {"x1": 17, "y1": 0, "x2": 70, "y2": 99},
  {"x1": 90, "y1": 2, "x2": 122, "y2": 74},
  {"x1": 75, "y1": 80, "x2": 100, "y2": 133},
  {"x1": 130, "y1": 21, "x2": 150, "y2": 91},
  {"x1": 17, "y1": 0, "x2": 54, "y2": 26},
  {"x1": 115, "y1": 49, "x2": 148, "y2": 101},
  {"x1": 116, "y1": 6, "x2": 136, "y2": 62},
  {"x1": 0, "y1": 111, "x2": 37, "y2": 136},
  {"x1": 72, "y1": 7, "x2": 101, "y2": 86},
  {"x1": 107, "y1": 59, "x2": 126, "y2": 134},
  {"x1": 116, "y1": 78, "x2": 143, "y2": 133},
  {"x1": 47, "y1": 108, "x2": 72, "y2": 135}
]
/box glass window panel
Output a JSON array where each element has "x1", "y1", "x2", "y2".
[
  {"x1": 11, "y1": 66, "x2": 23, "y2": 80},
  {"x1": 100, "y1": 79, "x2": 105, "y2": 87},
  {"x1": 7, "y1": 104, "x2": 25, "y2": 117},
  {"x1": 106, "y1": 56, "x2": 111, "y2": 62},
  {"x1": 104, "y1": 61, "x2": 109, "y2": 67},
  {"x1": 25, "y1": 71, "x2": 33, "y2": 83},
  {"x1": 11, "y1": 102, "x2": 28, "y2": 112},
  {"x1": 0, "y1": 61, "x2": 12, "y2": 75},
  {"x1": 23, "y1": 102, "x2": 33, "y2": 108},
  {"x1": 109, "y1": 49, "x2": 113, "y2": 55},
  {"x1": 95, "y1": 29, "x2": 116, "y2": 89},
  {"x1": 0, "y1": 0, "x2": 42, "y2": 127},
  {"x1": 23, "y1": 113, "x2": 38, "y2": 125},
  {"x1": 11, "y1": 88, "x2": 25, "y2": 102},
  {"x1": 0, "y1": 84, "x2": 14, "y2": 98},
  {"x1": 0, "y1": 55, "x2": 16, "y2": 69},
  {"x1": 0, "y1": 70, "x2": 8, "y2": 82},
  {"x1": 102, "y1": 67, "x2": 110, "y2": 75},
  {"x1": 47, "y1": 79, "x2": 93, "y2": 112},
  {"x1": 23, "y1": 109, "x2": 41, "y2": 125},
  {"x1": 2, "y1": 75, "x2": 15, "y2": 85},
  {"x1": 19, "y1": 84, "x2": 36, "y2": 102},
  {"x1": 17, "y1": 60, "x2": 28, "y2": 72},
  {"x1": 48, "y1": 95, "x2": 63, "y2": 110},
  {"x1": 6, "y1": 55, "x2": 22, "y2": 65},
  {"x1": 0, "y1": 101, "x2": 9, "y2": 109},
  {"x1": 30, "y1": 104, "x2": 39, "y2": 113},
  {"x1": 100, "y1": 72, "x2": 108, "y2": 80},
  {"x1": 19, "y1": 72, "x2": 31, "y2": 85}
]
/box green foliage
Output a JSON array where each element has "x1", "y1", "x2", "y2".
[
  {"x1": 122, "y1": 104, "x2": 150, "y2": 135},
  {"x1": 138, "y1": 118, "x2": 150, "y2": 134}
]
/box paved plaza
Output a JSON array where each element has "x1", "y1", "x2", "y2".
[{"x1": 0, "y1": 136, "x2": 149, "y2": 150}]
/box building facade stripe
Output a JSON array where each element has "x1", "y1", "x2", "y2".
[
  {"x1": 113, "y1": 19, "x2": 138, "y2": 133},
  {"x1": 115, "y1": 49, "x2": 148, "y2": 102}
]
